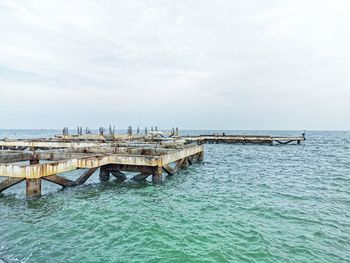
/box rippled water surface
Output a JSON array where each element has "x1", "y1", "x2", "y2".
[{"x1": 0, "y1": 130, "x2": 349, "y2": 262}]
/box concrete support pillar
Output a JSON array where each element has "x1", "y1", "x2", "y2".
[
  {"x1": 99, "y1": 166, "x2": 110, "y2": 182},
  {"x1": 183, "y1": 158, "x2": 189, "y2": 168},
  {"x1": 152, "y1": 166, "x2": 163, "y2": 183},
  {"x1": 297, "y1": 140, "x2": 301, "y2": 145},
  {"x1": 75, "y1": 168, "x2": 98, "y2": 186},
  {"x1": 187, "y1": 156, "x2": 193, "y2": 165},
  {"x1": 163, "y1": 165, "x2": 175, "y2": 176},
  {"x1": 110, "y1": 170, "x2": 127, "y2": 181},
  {"x1": 197, "y1": 151, "x2": 204, "y2": 162},
  {"x1": 26, "y1": 178, "x2": 41, "y2": 198},
  {"x1": 132, "y1": 173, "x2": 150, "y2": 181},
  {"x1": 26, "y1": 158, "x2": 41, "y2": 197},
  {"x1": 43, "y1": 175, "x2": 74, "y2": 187},
  {"x1": 30, "y1": 159, "x2": 39, "y2": 165}
]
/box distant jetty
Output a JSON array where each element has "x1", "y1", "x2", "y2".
[
  {"x1": 184, "y1": 134, "x2": 306, "y2": 145},
  {"x1": 0, "y1": 127, "x2": 304, "y2": 197}
]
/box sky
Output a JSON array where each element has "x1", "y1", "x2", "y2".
[{"x1": 0, "y1": 0, "x2": 349, "y2": 130}]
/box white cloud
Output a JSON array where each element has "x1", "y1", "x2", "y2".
[{"x1": 0, "y1": 0, "x2": 349, "y2": 129}]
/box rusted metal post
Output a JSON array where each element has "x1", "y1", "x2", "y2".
[
  {"x1": 109, "y1": 125, "x2": 115, "y2": 136},
  {"x1": 99, "y1": 166, "x2": 110, "y2": 182},
  {"x1": 152, "y1": 166, "x2": 162, "y2": 183},
  {"x1": 63, "y1": 127, "x2": 69, "y2": 136},
  {"x1": 77, "y1": 126, "x2": 83, "y2": 135},
  {"x1": 127, "y1": 126, "x2": 132, "y2": 136}
]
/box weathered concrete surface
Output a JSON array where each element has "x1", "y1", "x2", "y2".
[
  {"x1": 0, "y1": 145, "x2": 204, "y2": 179},
  {"x1": 0, "y1": 140, "x2": 102, "y2": 148},
  {"x1": 160, "y1": 145, "x2": 204, "y2": 165}
]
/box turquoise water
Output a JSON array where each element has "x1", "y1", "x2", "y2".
[{"x1": 0, "y1": 130, "x2": 349, "y2": 262}]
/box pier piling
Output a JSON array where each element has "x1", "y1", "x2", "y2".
[
  {"x1": 26, "y1": 178, "x2": 41, "y2": 198},
  {"x1": 152, "y1": 166, "x2": 163, "y2": 183},
  {"x1": 110, "y1": 170, "x2": 127, "y2": 181},
  {"x1": 99, "y1": 166, "x2": 111, "y2": 182}
]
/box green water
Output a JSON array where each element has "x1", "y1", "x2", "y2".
[{"x1": 0, "y1": 131, "x2": 349, "y2": 262}]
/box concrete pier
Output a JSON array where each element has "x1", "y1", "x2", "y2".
[
  {"x1": 0, "y1": 128, "x2": 305, "y2": 197},
  {"x1": 184, "y1": 135, "x2": 306, "y2": 145},
  {"x1": 0, "y1": 135, "x2": 204, "y2": 197}
]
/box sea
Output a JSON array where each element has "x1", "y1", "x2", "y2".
[{"x1": 0, "y1": 129, "x2": 349, "y2": 263}]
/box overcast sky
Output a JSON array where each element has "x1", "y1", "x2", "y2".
[{"x1": 0, "y1": 0, "x2": 349, "y2": 130}]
